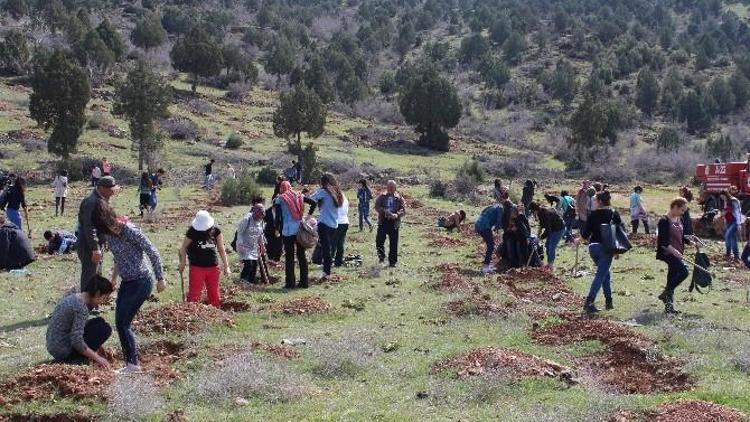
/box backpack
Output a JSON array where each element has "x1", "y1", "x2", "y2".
[
  {"x1": 689, "y1": 252, "x2": 712, "y2": 293},
  {"x1": 297, "y1": 217, "x2": 318, "y2": 249}
]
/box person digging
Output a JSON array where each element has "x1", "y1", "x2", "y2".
[{"x1": 656, "y1": 197, "x2": 697, "y2": 314}]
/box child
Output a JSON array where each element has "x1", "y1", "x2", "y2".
[
  {"x1": 52, "y1": 170, "x2": 68, "y2": 217},
  {"x1": 237, "y1": 202, "x2": 266, "y2": 284},
  {"x1": 137, "y1": 172, "x2": 152, "y2": 219},
  {"x1": 438, "y1": 210, "x2": 466, "y2": 232},
  {"x1": 357, "y1": 179, "x2": 373, "y2": 232},
  {"x1": 45, "y1": 275, "x2": 113, "y2": 367}
]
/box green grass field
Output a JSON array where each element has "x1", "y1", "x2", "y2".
[{"x1": 1, "y1": 77, "x2": 750, "y2": 421}]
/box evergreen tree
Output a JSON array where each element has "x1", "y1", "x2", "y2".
[
  {"x1": 399, "y1": 69, "x2": 461, "y2": 151},
  {"x1": 2, "y1": 0, "x2": 28, "y2": 19},
  {"x1": 489, "y1": 15, "x2": 511, "y2": 45},
  {"x1": 303, "y1": 54, "x2": 334, "y2": 104},
  {"x1": 131, "y1": 12, "x2": 167, "y2": 51},
  {"x1": 170, "y1": 26, "x2": 224, "y2": 93},
  {"x1": 29, "y1": 49, "x2": 91, "y2": 159},
  {"x1": 502, "y1": 32, "x2": 526, "y2": 65},
  {"x1": 635, "y1": 68, "x2": 659, "y2": 117},
  {"x1": 729, "y1": 70, "x2": 750, "y2": 110},
  {"x1": 265, "y1": 37, "x2": 294, "y2": 84},
  {"x1": 161, "y1": 6, "x2": 195, "y2": 34},
  {"x1": 113, "y1": 60, "x2": 172, "y2": 170},
  {"x1": 550, "y1": 59, "x2": 577, "y2": 106},
  {"x1": 680, "y1": 90, "x2": 712, "y2": 133},
  {"x1": 568, "y1": 93, "x2": 608, "y2": 152},
  {"x1": 706, "y1": 134, "x2": 735, "y2": 162},
  {"x1": 478, "y1": 54, "x2": 510, "y2": 90},
  {"x1": 656, "y1": 126, "x2": 681, "y2": 152},
  {"x1": 394, "y1": 19, "x2": 416, "y2": 56},
  {"x1": 95, "y1": 18, "x2": 126, "y2": 61},
  {"x1": 272, "y1": 83, "x2": 327, "y2": 154},
  {"x1": 660, "y1": 67, "x2": 683, "y2": 118},
  {"x1": 709, "y1": 77, "x2": 735, "y2": 116},
  {"x1": 459, "y1": 33, "x2": 489, "y2": 65},
  {"x1": 0, "y1": 29, "x2": 29, "y2": 75},
  {"x1": 78, "y1": 30, "x2": 115, "y2": 75}
]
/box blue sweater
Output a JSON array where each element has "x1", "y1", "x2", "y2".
[{"x1": 475, "y1": 205, "x2": 504, "y2": 232}]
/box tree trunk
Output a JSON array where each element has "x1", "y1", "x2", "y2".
[
  {"x1": 138, "y1": 138, "x2": 144, "y2": 171},
  {"x1": 191, "y1": 74, "x2": 197, "y2": 95}
]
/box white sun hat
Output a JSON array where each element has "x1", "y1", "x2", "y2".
[{"x1": 191, "y1": 210, "x2": 215, "y2": 231}]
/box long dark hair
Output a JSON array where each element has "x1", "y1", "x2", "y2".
[
  {"x1": 321, "y1": 173, "x2": 344, "y2": 207},
  {"x1": 84, "y1": 275, "x2": 115, "y2": 296},
  {"x1": 95, "y1": 204, "x2": 123, "y2": 236}
]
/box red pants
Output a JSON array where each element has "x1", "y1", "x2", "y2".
[{"x1": 187, "y1": 265, "x2": 221, "y2": 308}]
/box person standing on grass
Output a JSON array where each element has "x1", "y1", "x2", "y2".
[
  {"x1": 521, "y1": 180, "x2": 535, "y2": 218},
  {"x1": 679, "y1": 186, "x2": 695, "y2": 237},
  {"x1": 655, "y1": 197, "x2": 696, "y2": 314},
  {"x1": 720, "y1": 190, "x2": 744, "y2": 262},
  {"x1": 493, "y1": 179, "x2": 508, "y2": 203},
  {"x1": 264, "y1": 193, "x2": 283, "y2": 263},
  {"x1": 357, "y1": 179, "x2": 374, "y2": 232},
  {"x1": 294, "y1": 160, "x2": 303, "y2": 184},
  {"x1": 179, "y1": 210, "x2": 230, "y2": 307},
  {"x1": 77, "y1": 176, "x2": 118, "y2": 291},
  {"x1": 529, "y1": 201, "x2": 565, "y2": 271},
  {"x1": 203, "y1": 159, "x2": 215, "y2": 190},
  {"x1": 236, "y1": 202, "x2": 266, "y2": 284},
  {"x1": 95, "y1": 206, "x2": 166, "y2": 374},
  {"x1": 630, "y1": 186, "x2": 650, "y2": 234},
  {"x1": 46, "y1": 275, "x2": 114, "y2": 369},
  {"x1": 148, "y1": 169, "x2": 164, "y2": 220},
  {"x1": 52, "y1": 170, "x2": 69, "y2": 217},
  {"x1": 91, "y1": 165, "x2": 102, "y2": 187},
  {"x1": 309, "y1": 174, "x2": 343, "y2": 279},
  {"x1": 332, "y1": 190, "x2": 350, "y2": 267},
  {"x1": 579, "y1": 191, "x2": 621, "y2": 314},
  {"x1": 475, "y1": 201, "x2": 504, "y2": 275},
  {"x1": 101, "y1": 158, "x2": 112, "y2": 176},
  {"x1": 375, "y1": 180, "x2": 406, "y2": 268},
  {"x1": 4, "y1": 176, "x2": 28, "y2": 229},
  {"x1": 274, "y1": 181, "x2": 317, "y2": 289},
  {"x1": 502, "y1": 206, "x2": 531, "y2": 269},
  {"x1": 560, "y1": 190, "x2": 576, "y2": 243},
  {"x1": 575, "y1": 180, "x2": 591, "y2": 230},
  {"x1": 137, "y1": 172, "x2": 152, "y2": 219}
]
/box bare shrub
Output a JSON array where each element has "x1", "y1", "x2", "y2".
[
  {"x1": 351, "y1": 98, "x2": 404, "y2": 124},
  {"x1": 309, "y1": 330, "x2": 381, "y2": 378},
  {"x1": 106, "y1": 375, "x2": 164, "y2": 421},
  {"x1": 187, "y1": 98, "x2": 214, "y2": 116},
  {"x1": 732, "y1": 346, "x2": 750, "y2": 374},
  {"x1": 160, "y1": 117, "x2": 198, "y2": 140},
  {"x1": 193, "y1": 352, "x2": 313, "y2": 403},
  {"x1": 88, "y1": 111, "x2": 111, "y2": 130},
  {"x1": 225, "y1": 82, "x2": 252, "y2": 102}
]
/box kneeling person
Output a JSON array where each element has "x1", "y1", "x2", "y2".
[
  {"x1": 439, "y1": 210, "x2": 466, "y2": 232},
  {"x1": 45, "y1": 275, "x2": 113, "y2": 368},
  {"x1": 44, "y1": 230, "x2": 77, "y2": 255}
]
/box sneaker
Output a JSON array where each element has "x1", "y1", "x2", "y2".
[
  {"x1": 115, "y1": 364, "x2": 142, "y2": 375},
  {"x1": 482, "y1": 265, "x2": 495, "y2": 275}
]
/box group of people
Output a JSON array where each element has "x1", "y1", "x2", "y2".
[{"x1": 137, "y1": 169, "x2": 164, "y2": 221}]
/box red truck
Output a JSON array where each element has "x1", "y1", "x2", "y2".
[{"x1": 695, "y1": 160, "x2": 750, "y2": 213}]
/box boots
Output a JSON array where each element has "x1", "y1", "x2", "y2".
[
  {"x1": 605, "y1": 296, "x2": 614, "y2": 310},
  {"x1": 584, "y1": 296, "x2": 600, "y2": 314},
  {"x1": 658, "y1": 289, "x2": 680, "y2": 314}
]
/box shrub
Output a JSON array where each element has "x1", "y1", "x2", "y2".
[
  {"x1": 256, "y1": 165, "x2": 279, "y2": 185},
  {"x1": 225, "y1": 81, "x2": 252, "y2": 102},
  {"x1": 221, "y1": 170, "x2": 261, "y2": 205},
  {"x1": 107, "y1": 375, "x2": 164, "y2": 420},
  {"x1": 87, "y1": 111, "x2": 110, "y2": 130},
  {"x1": 429, "y1": 179, "x2": 448, "y2": 198},
  {"x1": 456, "y1": 159, "x2": 484, "y2": 183},
  {"x1": 299, "y1": 142, "x2": 321, "y2": 184},
  {"x1": 225, "y1": 133, "x2": 243, "y2": 149},
  {"x1": 160, "y1": 117, "x2": 198, "y2": 140}
]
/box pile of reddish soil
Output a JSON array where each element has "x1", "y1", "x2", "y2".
[
  {"x1": 444, "y1": 295, "x2": 508, "y2": 317},
  {"x1": 710, "y1": 254, "x2": 745, "y2": 269},
  {"x1": 221, "y1": 300, "x2": 252, "y2": 312},
  {"x1": 433, "y1": 263, "x2": 479, "y2": 293},
  {"x1": 34, "y1": 244, "x2": 48, "y2": 254},
  {"x1": 433, "y1": 347, "x2": 574, "y2": 383},
  {"x1": 629, "y1": 233, "x2": 656, "y2": 248},
  {"x1": 103, "y1": 340, "x2": 193, "y2": 385},
  {"x1": 312, "y1": 274, "x2": 348, "y2": 285},
  {"x1": 496, "y1": 269, "x2": 584, "y2": 311},
  {"x1": 533, "y1": 319, "x2": 693, "y2": 394},
  {"x1": 133, "y1": 302, "x2": 235, "y2": 335},
  {"x1": 0, "y1": 364, "x2": 114, "y2": 405},
  {"x1": 269, "y1": 296, "x2": 332, "y2": 315},
  {"x1": 611, "y1": 400, "x2": 747, "y2": 422},
  {"x1": 250, "y1": 342, "x2": 301, "y2": 360},
  {"x1": 426, "y1": 232, "x2": 467, "y2": 247}
]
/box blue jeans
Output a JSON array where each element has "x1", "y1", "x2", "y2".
[
  {"x1": 563, "y1": 216, "x2": 575, "y2": 242},
  {"x1": 587, "y1": 243, "x2": 613, "y2": 301},
  {"x1": 478, "y1": 229, "x2": 494, "y2": 265},
  {"x1": 116, "y1": 277, "x2": 152, "y2": 365},
  {"x1": 358, "y1": 203, "x2": 372, "y2": 230},
  {"x1": 5, "y1": 207, "x2": 22, "y2": 228},
  {"x1": 545, "y1": 229, "x2": 565, "y2": 265},
  {"x1": 725, "y1": 222, "x2": 739, "y2": 259},
  {"x1": 742, "y1": 244, "x2": 750, "y2": 269}
]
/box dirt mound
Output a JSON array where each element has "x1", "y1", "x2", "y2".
[
  {"x1": 270, "y1": 296, "x2": 331, "y2": 315},
  {"x1": 221, "y1": 300, "x2": 252, "y2": 312},
  {"x1": 433, "y1": 347, "x2": 575, "y2": 383},
  {"x1": 1, "y1": 414, "x2": 94, "y2": 422},
  {"x1": 312, "y1": 274, "x2": 348, "y2": 285},
  {"x1": 103, "y1": 340, "x2": 193, "y2": 385},
  {"x1": 133, "y1": 302, "x2": 235, "y2": 335},
  {"x1": 250, "y1": 342, "x2": 301, "y2": 360},
  {"x1": 426, "y1": 232, "x2": 467, "y2": 247},
  {"x1": 0, "y1": 364, "x2": 114, "y2": 405},
  {"x1": 496, "y1": 269, "x2": 584, "y2": 311},
  {"x1": 445, "y1": 295, "x2": 508, "y2": 317},
  {"x1": 433, "y1": 263, "x2": 479, "y2": 293},
  {"x1": 533, "y1": 319, "x2": 693, "y2": 394},
  {"x1": 629, "y1": 233, "x2": 656, "y2": 248},
  {"x1": 611, "y1": 400, "x2": 748, "y2": 422}
]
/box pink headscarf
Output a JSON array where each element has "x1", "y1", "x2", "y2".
[{"x1": 279, "y1": 181, "x2": 304, "y2": 221}]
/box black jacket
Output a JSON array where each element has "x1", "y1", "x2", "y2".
[
  {"x1": 0, "y1": 222, "x2": 35, "y2": 270},
  {"x1": 537, "y1": 208, "x2": 564, "y2": 239},
  {"x1": 582, "y1": 208, "x2": 623, "y2": 244}
]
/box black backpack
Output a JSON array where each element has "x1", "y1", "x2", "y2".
[{"x1": 689, "y1": 252, "x2": 712, "y2": 293}]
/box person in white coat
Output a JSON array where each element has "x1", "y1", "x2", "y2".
[
  {"x1": 52, "y1": 170, "x2": 69, "y2": 217},
  {"x1": 332, "y1": 193, "x2": 350, "y2": 267},
  {"x1": 237, "y1": 202, "x2": 266, "y2": 284}
]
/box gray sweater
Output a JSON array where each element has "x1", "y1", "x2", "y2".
[{"x1": 46, "y1": 294, "x2": 90, "y2": 360}]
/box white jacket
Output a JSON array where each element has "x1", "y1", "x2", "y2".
[
  {"x1": 52, "y1": 175, "x2": 68, "y2": 198},
  {"x1": 236, "y1": 214, "x2": 265, "y2": 260},
  {"x1": 337, "y1": 195, "x2": 350, "y2": 225}
]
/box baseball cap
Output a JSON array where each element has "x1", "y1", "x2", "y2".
[{"x1": 97, "y1": 176, "x2": 118, "y2": 188}]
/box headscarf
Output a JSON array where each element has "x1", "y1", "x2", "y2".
[
  {"x1": 252, "y1": 204, "x2": 265, "y2": 220},
  {"x1": 279, "y1": 181, "x2": 304, "y2": 221}
]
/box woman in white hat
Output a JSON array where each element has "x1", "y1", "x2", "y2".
[{"x1": 178, "y1": 210, "x2": 230, "y2": 307}]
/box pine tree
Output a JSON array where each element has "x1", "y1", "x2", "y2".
[
  {"x1": 0, "y1": 30, "x2": 29, "y2": 75},
  {"x1": 96, "y1": 18, "x2": 126, "y2": 61},
  {"x1": 568, "y1": 93, "x2": 607, "y2": 152},
  {"x1": 502, "y1": 32, "x2": 526, "y2": 65},
  {"x1": 131, "y1": 12, "x2": 167, "y2": 51},
  {"x1": 680, "y1": 90, "x2": 712, "y2": 134},
  {"x1": 399, "y1": 69, "x2": 461, "y2": 151},
  {"x1": 635, "y1": 68, "x2": 659, "y2": 117},
  {"x1": 29, "y1": 49, "x2": 91, "y2": 159},
  {"x1": 656, "y1": 127, "x2": 681, "y2": 152},
  {"x1": 2, "y1": 0, "x2": 28, "y2": 19},
  {"x1": 113, "y1": 60, "x2": 172, "y2": 170},
  {"x1": 478, "y1": 54, "x2": 510, "y2": 90},
  {"x1": 272, "y1": 83, "x2": 327, "y2": 154},
  {"x1": 550, "y1": 59, "x2": 577, "y2": 106},
  {"x1": 303, "y1": 54, "x2": 334, "y2": 104},
  {"x1": 265, "y1": 37, "x2": 294, "y2": 84},
  {"x1": 709, "y1": 77, "x2": 735, "y2": 116},
  {"x1": 729, "y1": 70, "x2": 750, "y2": 110},
  {"x1": 170, "y1": 26, "x2": 224, "y2": 93}
]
